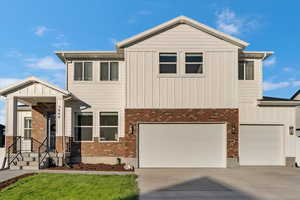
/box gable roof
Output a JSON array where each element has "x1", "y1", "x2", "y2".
[
  {"x1": 116, "y1": 16, "x2": 249, "y2": 49},
  {"x1": 0, "y1": 76, "x2": 70, "y2": 96},
  {"x1": 291, "y1": 89, "x2": 300, "y2": 100}
]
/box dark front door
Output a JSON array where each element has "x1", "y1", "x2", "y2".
[{"x1": 47, "y1": 114, "x2": 56, "y2": 151}]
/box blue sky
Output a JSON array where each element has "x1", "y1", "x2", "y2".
[{"x1": 0, "y1": 0, "x2": 299, "y2": 124}]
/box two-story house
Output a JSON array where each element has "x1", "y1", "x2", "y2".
[{"x1": 1, "y1": 16, "x2": 300, "y2": 169}]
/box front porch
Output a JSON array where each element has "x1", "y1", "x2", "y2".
[{"x1": 0, "y1": 77, "x2": 72, "y2": 169}]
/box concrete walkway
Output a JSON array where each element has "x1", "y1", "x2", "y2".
[{"x1": 136, "y1": 167, "x2": 300, "y2": 200}]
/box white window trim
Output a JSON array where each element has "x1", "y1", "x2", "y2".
[
  {"x1": 99, "y1": 111, "x2": 120, "y2": 143},
  {"x1": 182, "y1": 52, "x2": 205, "y2": 78},
  {"x1": 73, "y1": 61, "x2": 93, "y2": 82},
  {"x1": 158, "y1": 52, "x2": 179, "y2": 78},
  {"x1": 239, "y1": 59, "x2": 255, "y2": 81},
  {"x1": 99, "y1": 61, "x2": 120, "y2": 82},
  {"x1": 74, "y1": 112, "x2": 94, "y2": 142}
]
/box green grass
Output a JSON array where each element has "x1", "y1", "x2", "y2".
[{"x1": 0, "y1": 173, "x2": 138, "y2": 200}]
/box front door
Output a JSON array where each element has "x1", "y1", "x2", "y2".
[{"x1": 47, "y1": 114, "x2": 56, "y2": 151}]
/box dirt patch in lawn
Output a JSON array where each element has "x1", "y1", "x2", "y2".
[
  {"x1": 47, "y1": 163, "x2": 134, "y2": 171},
  {"x1": 0, "y1": 173, "x2": 37, "y2": 191}
]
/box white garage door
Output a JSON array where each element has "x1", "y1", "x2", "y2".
[
  {"x1": 240, "y1": 125, "x2": 284, "y2": 166},
  {"x1": 138, "y1": 123, "x2": 226, "y2": 168}
]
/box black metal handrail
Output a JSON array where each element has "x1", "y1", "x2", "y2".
[
  {"x1": 38, "y1": 137, "x2": 49, "y2": 169},
  {"x1": 7, "y1": 136, "x2": 22, "y2": 168}
]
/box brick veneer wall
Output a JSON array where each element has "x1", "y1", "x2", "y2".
[
  {"x1": 31, "y1": 106, "x2": 47, "y2": 152},
  {"x1": 71, "y1": 108, "x2": 239, "y2": 159}
]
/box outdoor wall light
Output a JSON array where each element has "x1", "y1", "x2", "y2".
[
  {"x1": 129, "y1": 124, "x2": 135, "y2": 135},
  {"x1": 289, "y1": 126, "x2": 294, "y2": 135}
]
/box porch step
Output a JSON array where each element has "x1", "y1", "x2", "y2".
[
  {"x1": 22, "y1": 165, "x2": 39, "y2": 170},
  {"x1": 9, "y1": 152, "x2": 50, "y2": 170},
  {"x1": 22, "y1": 157, "x2": 36, "y2": 162}
]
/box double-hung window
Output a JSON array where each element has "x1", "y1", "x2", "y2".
[
  {"x1": 238, "y1": 61, "x2": 254, "y2": 80},
  {"x1": 159, "y1": 53, "x2": 177, "y2": 74},
  {"x1": 24, "y1": 117, "x2": 32, "y2": 140},
  {"x1": 185, "y1": 53, "x2": 203, "y2": 74},
  {"x1": 75, "y1": 112, "x2": 93, "y2": 141},
  {"x1": 99, "y1": 112, "x2": 118, "y2": 142},
  {"x1": 100, "y1": 62, "x2": 119, "y2": 81},
  {"x1": 74, "y1": 62, "x2": 93, "y2": 81}
]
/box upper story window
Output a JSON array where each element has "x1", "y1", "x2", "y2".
[
  {"x1": 75, "y1": 112, "x2": 93, "y2": 142},
  {"x1": 74, "y1": 62, "x2": 93, "y2": 81},
  {"x1": 238, "y1": 61, "x2": 254, "y2": 80},
  {"x1": 100, "y1": 62, "x2": 119, "y2": 81},
  {"x1": 159, "y1": 53, "x2": 177, "y2": 74},
  {"x1": 185, "y1": 53, "x2": 203, "y2": 74}
]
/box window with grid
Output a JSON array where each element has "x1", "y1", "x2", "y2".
[
  {"x1": 99, "y1": 112, "x2": 118, "y2": 142},
  {"x1": 74, "y1": 112, "x2": 93, "y2": 141},
  {"x1": 185, "y1": 53, "x2": 203, "y2": 74},
  {"x1": 238, "y1": 61, "x2": 254, "y2": 80},
  {"x1": 24, "y1": 117, "x2": 32, "y2": 140},
  {"x1": 100, "y1": 62, "x2": 119, "y2": 81},
  {"x1": 74, "y1": 62, "x2": 93, "y2": 81},
  {"x1": 159, "y1": 53, "x2": 177, "y2": 74}
]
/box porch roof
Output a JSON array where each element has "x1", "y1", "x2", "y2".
[{"x1": 0, "y1": 76, "x2": 71, "y2": 97}]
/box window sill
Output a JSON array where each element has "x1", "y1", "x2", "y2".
[
  {"x1": 98, "y1": 140, "x2": 119, "y2": 143},
  {"x1": 97, "y1": 81, "x2": 121, "y2": 85},
  {"x1": 157, "y1": 74, "x2": 180, "y2": 78},
  {"x1": 73, "y1": 141, "x2": 94, "y2": 143},
  {"x1": 181, "y1": 74, "x2": 205, "y2": 78}
]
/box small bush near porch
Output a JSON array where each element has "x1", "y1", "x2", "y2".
[{"x1": 0, "y1": 173, "x2": 138, "y2": 200}]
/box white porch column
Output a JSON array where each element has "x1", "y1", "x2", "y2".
[
  {"x1": 56, "y1": 96, "x2": 65, "y2": 137},
  {"x1": 6, "y1": 96, "x2": 17, "y2": 137},
  {"x1": 64, "y1": 105, "x2": 72, "y2": 137}
]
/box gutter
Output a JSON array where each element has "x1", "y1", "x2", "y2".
[{"x1": 258, "y1": 101, "x2": 300, "y2": 106}]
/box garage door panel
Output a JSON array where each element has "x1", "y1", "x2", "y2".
[
  {"x1": 139, "y1": 123, "x2": 226, "y2": 168},
  {"x1": 240, "y1": 125, "x2": 284, "y2": 166}
]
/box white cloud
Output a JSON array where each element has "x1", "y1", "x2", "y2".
[
  {"x1": 283, "y1": 67, "x2": 294, "y2": 72},
  {"x1": 263, "y1": 81, "x2": 290, "y2": 91},
  {"x1": 25, "y1": 56, "x2": 64, "y2": 70},
  {"x1": 34, "y1": 26, "x2": 48, "y2": 36},
  {"x1": 292, "y1": 81, "x2": 300, "y2": 87},
  {"x1": 52, "y1": 42, "x2": 70, "y2": 48},
  {"x1": 109, "y1": 38, "x2": 117, "y2": 46},
  {"x1": 216, "y1": 8, "x2": 258, "y2": 35},
  {"x1": 6, "y1": 49, "x2": 22, "y2": 57},
  {"x1": 0, "y1": 78, "x2": 22, "y2": 89},
  {"x1": 263, "y1": 56, "x2": 276, "y2": 67}
]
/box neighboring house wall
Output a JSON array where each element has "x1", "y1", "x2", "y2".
[{"x1": 126, "y1": 24, "x2": 239, "y2": 108}]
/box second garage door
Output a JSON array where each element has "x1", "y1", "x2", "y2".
[
  {"x1": 240, "y1": 124, "x2": 285, "y2": 166},
  {"x1": 138, "y1": 123, "x2": 226, "y2": 168}
]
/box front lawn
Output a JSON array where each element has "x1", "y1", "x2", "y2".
[{"x1": 0, "y1": 173, "x2": 138, "y2": 200}]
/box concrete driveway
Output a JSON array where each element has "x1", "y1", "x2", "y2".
[{"x1": 136, "y1": 167, "x2": 300, "y2": 200}]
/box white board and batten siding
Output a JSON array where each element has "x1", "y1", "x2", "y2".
[
  {"x1": 7, "y1": 83, "x2": 63, "y2": 97},
  {"x1": 67, "y1": 61, "x2": 126, "y2": 137},
  {"x1": 126, "y1": 24, "x2": 239, "y2": 109},
  {"x1": 238, "y1": 59, "x2": 263, "y2": 103}
]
